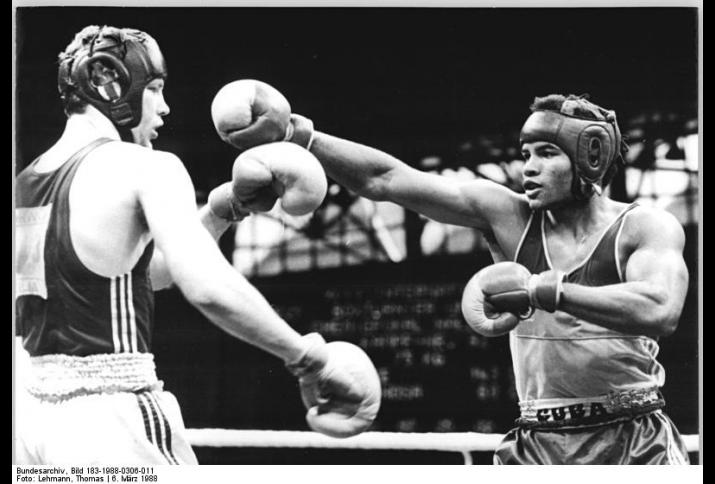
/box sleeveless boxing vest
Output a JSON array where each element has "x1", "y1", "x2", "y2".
[
  {"x1": 15, "y1": 138, "x2": 155, "y2": 357},
  {"x1": 511, "y1": 204, "x2": 665, "y2": 401}
]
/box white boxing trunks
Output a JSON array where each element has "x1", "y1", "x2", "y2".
[{"x1": 15, "y1": 352, "x2": 198, "y2": 465}]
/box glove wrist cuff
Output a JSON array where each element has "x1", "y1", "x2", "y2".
[
  {"x1": 286, "y1": 114, "x2": 316, "y2": 151},
  {"x1": 528, "y1": 270, "x2": 565, "y2": 313},
  {"x1": 227, "y1": 198, "x2": 251, "y2": 222},
  {"x1": 285, "y1": 333, "x2": 328, "y2": 377},
  {"x1": 207, "y1": 184, "x2": 250, "y2": 222}
]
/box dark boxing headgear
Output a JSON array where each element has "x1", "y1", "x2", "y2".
[
  {"x1": 519, "y1": 98, "x2": 622, "y2": 199},
  {"x1": 58, "y1": 26, "x2": 167, "y2": 129}
]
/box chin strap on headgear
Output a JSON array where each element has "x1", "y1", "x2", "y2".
[
  {"x1": 58, "y1": 26, "x2": 168, "y2": 132},
  {"x1": 519, "y1": 98, "x2": 623, "y2": 200}
]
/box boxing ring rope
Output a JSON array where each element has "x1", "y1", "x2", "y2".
[{"x1": 186, "y1": 429, "x2": 700, "y2": 465}]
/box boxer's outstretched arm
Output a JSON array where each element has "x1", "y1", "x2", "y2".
[
  {"x1": 137, "y1": 151, "x2": 306, "y2": 362},
  {"x1": 310, "y1": 132, "x2": 524, "y2": 230},
  {"x1": 559, "y1": 209, "x2": 688, "y2": 337},
  {"x1": 138, "y1": 151, "x2": 381, "y2": 439}
]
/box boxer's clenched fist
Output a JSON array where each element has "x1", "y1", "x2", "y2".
[
  {"x1": 461, "y1": 262, "x2": 565, "y2": 336},
  {"x1": 227, "y1": 142, "x2": 327, "y2": 217},
  {"x1": 286, "y1": 333, "x2": 381, "y2": 439},
  {"x1": 211, "y1": 80, "x2": 314, "y2": 151},
  {"x1": 211, "y1": 80, "x2": 291, "y2": 151}
]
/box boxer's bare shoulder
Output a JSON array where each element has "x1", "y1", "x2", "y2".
[{"x1": 621, "y1": 204, "x2": 686, "y2": 249}]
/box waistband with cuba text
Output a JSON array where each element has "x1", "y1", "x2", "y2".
[{"x1": 517, "y1": 388, "x2": 665, "y2": 429}]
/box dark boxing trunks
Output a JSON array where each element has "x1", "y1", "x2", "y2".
[{"x1": 494, "y1": 389, "x2": 689, "y2": 464}]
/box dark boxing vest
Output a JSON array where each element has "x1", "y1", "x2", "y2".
[
  {"x1": 510, "y1": 204, "x2": 665, "y2": 401},
  {"x1": 15, "y1": 138, "x2": 155, "y2": 356}
]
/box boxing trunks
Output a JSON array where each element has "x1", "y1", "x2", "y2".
[
  {"x1": 15, "y1": 352, "x2": 198, "y2": 465},
  {"x1": 494, "y1": 389, "x2": 689, "y2": 464}
]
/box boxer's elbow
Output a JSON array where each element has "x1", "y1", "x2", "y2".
[
  {"x1": 179, "y1": 282, "x2": 216, "y2": 311},
  {"x1": 175, "y1": 270, "x2": 226, "y2": 311},
  {"x1": 360, "y1": 167, "x2": 406, "y2": 202},
  {"x1": 603, "y1": 283, "x2": 682, "y2": 338},
  {"x1": 180, "y1": 268, "x2": 249, "y2": 319},
  {"x1": 360, "y1": 176, "x2": 391, "y2": 201},
  {"x1": 183, "y1": 284, "x2": 236, "y2": 328},
  {"x1": 640, "y1": 298, "x2": 681, "y2": 337},
  {"x1": 149, "y1": 267, "x2": 174, "y2": 291},
  {"x1": 650, "y1": 306, "x2": 681, "y2": 337}
]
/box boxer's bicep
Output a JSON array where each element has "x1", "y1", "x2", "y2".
[
  {"x1": 624, "y1": 210, "x2": 689, "y2": 328},
  {"x1": 136, "y1": 153, "x2": 231, "y2": 299},
  {"x1": 136, "y1": 152, "x2": 199, "y2": 251}
]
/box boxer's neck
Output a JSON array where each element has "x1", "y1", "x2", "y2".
[
  {"x1": 65, "y1": 107, "x2": 121, "y2": 142},
  {"x1": 546, "y1": 194, "x2": 613, "y2": 239},
  {"x1": 35, "y1": 109, "x2": 120, "y2": 172}
]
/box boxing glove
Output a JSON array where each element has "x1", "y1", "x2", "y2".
[
  {"x1": 286, "y1": 333, "x2": 381, "y2": 439},
  {"x1": 461, "y1": 262, "x2": 565, "y2": 336},
  {"x1": 230, "y1": 142, "x2": 327, "y2": 216},
  {"x1": 461, "y1": 263, "x2": 526, "y2": 336},
  {"x1": 211, "y1": 80, "x2": 315, "y2": 151}
]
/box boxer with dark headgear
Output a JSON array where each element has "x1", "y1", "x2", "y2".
[
  {"x1": 15, "y1": 26, "x2": 380, "y2": 465},
  {"x1": 57, "y1": 26, "x2": 168, "y2": 131},
  {"x1": 519, "y1": 96, "x2": 624, "y2": 200},
  {"x1": 217, "y1": 83, "x2": 690, "y2": 464}
]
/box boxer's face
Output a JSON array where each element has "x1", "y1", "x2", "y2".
[
  {"x1": 131, "y1": 78, "x2": 169, "y2": 149},
  {"x1": 520, "y1": 141, "x2": 573, "y2": 209}
]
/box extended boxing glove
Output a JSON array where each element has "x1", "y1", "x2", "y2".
[
  {"x1": 229, "y1": 142, "x2": 327, "y2": 216},
  {"x1": 286, "y1": 333, "x2": 381, "y2": 439},
  {"x1": 211, "y1": 80, "x2": 315, "y2": 151}
]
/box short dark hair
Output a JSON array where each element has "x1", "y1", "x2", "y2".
[{"x1": 529, "y1": 94, "x2": 626, "y2": 188}]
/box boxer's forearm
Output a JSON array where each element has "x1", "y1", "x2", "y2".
[
  {"x1": 158, "y1": 214, "x2": 305, "y2": 363},
  {"x1": 178, "y1": 248, "x2": 305, "y2": 364},
  {"x1": 309, "y1": 132, "x2": 403, "y2": 200},
  {"x1": 559, "y1": 281, "x2": 684, "y2": 337}
]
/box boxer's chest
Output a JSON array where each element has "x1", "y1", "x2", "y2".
[{"x1": 544, "y1": 232, "x2": 600, "y2": 273}]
